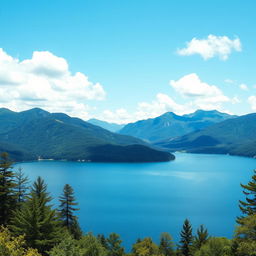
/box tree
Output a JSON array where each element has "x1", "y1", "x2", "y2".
[
  {"x1": 194, "y1": 237, "x2": 231, "y2": 256},
  {"x1": 97, "y1": 234, "x2": 108, "y2": 249},
  {"x1": 106, "y1": 233, "x2": 124, "y2": 256},
  {"x1": 238, "y1": 169, "x2": 256, "y2": 218},
  {"x1": 78, "y1": 233, "x2": 107, "y2": 256},
  {"x1": 132, "y1": 237, "x2": 162, "y2": 256},
  {"x1": 179, "y1": 219, "x2": 193, "y2": 256},
  {"x1": 0, "y1": 152, "x2": 17, "y2": 225},
  {"x1": 59, "y1": 184, "x2": 82, "y2": 239},
  {"x1": 11, "y1": 176, "x2": 62, "y2": 254},
  {"x1": 0, "y1": 226, "x2": 42, "y2": 256},
  {"x1": 48, "y1": 231, "x2": 81, "y2": 256},
  {"x1": 234, "y1": 214, "x2": 256, "y2": 256},
  {"x1": 193, "y1": 225, "x2": 209, "y2": 250},
  {"x1": 159, "y1": 232, "x2": 175, "y2": 256},
  {"x1": 14, "y1": 167, "x2": 29, "y2": 205}
]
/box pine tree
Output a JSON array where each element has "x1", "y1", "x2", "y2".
[
  {"x1": 238, "y1": 169, "x2": 256, "y2": 217},
  {"x1": 193, "y1": 225, "x2": 209, "y2": 250},
  {"x1": 59, "y1": 184, "x2": 82, "y2": 239},
  {"x1": 179, "y1": 219, "x2": 193, "y2": 256},
  {"x1": 159, "y1": 232, "x2": 175, "y2": 256},
  {"x1": 14, "y1": 167, "x2": 29, "y2": 205},
  {"x1": 0, "y1": 152, "x2": 17, "y2": 225},
  {"x1": 97, "y1": 234, "x2": 108, "y2": 248},
  {"x1": 106, "y1": 233, "x2": 124, "y2": 256},
  {"x1": 11, "y1": 176, "x2": 62, "y2": 254}
]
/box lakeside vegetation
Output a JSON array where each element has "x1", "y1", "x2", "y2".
[{"x1": 0, "y1": 152, "x2": 256, "y2": 256}]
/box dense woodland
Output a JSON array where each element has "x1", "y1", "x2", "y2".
[{"x1": 0, "y1": 152, "x2": 256, "y2": 256}]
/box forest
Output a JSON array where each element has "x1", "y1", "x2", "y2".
[{"x1": 0, "y1": 152, "x2": 255, "y2": 256}]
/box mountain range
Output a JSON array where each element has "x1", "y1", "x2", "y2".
[
  {"x1": 118, "y1": 110, "x2": 234, "y2": 142},
  {"x1": 0, "y1": 108, "x2": 174, "y2": 162},
  {"x1": 156, "y1": 113, "x2": 256, "y2": 158},
  {"x1": 87, "y1": 118, "x2": 124, "y2": 132}
]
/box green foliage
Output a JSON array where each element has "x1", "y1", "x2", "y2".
[
  {"x1": 234, "y1": 214, "x2": 256, "y2": 256},
  {"x1": 0, "y1": 226, "x2": 42, "y2": 256},
  {"x1": 193, "y1": 225, "x2": 209, "y2": 250},
  {"x1": 48, "y1": 231, "x2": 81, "y2": 256},
  {"x1": 10, "y1": 177, "x2": 62, "y2": 254},
  {"x1": 97, "y1": 234, "x2": 108, "y2": 248},
  {"x1": 194, "y1": 237, "x2": 232, "y2": 256},
  {"x1": 0, "y1": 152, "x2": 17, "y2": 225},
  {"x1": 159, "y1": 232, "x2": 175, "y2": 256},
  {"x1": 106, "y1": 232, "x2": 124, "y2": 256},
  {"x1": 238, "y1": 169, "x2": 256, "y2": 217},
  {"x1": 78, "y1": 233, "x2": 107, "y2": 256},
  {"x1": 179, "y1": 219, "x2": 193, "y2": 256},
  {"x1": 14, "y1": 167, "x2": 29, "y2": 205},
  {"x1": 132, "y1": 237, "x2": 162, "y2": 256},
  {"x1": 59, "y1": 184, "x2": 82, "y2": 239}
]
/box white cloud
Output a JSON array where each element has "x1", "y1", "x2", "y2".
[
  {"x1": 231, "y1": 96, "x2": 241, "y2": 104},
  {"x1": 99, "y1": 94, "x2": 187, "y2": 124},
  {"x1": 170, "y1": 73, "x2": 229, "y2": 103},
  {"x1": 177, "y1": 35, "x2": 241, "y2": 60},
  {"x1": 239, "y1": 83, "x2": 248, "y2": 91},
  {"x1": 224, "y1": 79, "x2": 235, "y2": 84},
  {"x1": 248, "y1": 96, "x2": 256, "y2": 110},
  {"x1": 0, "y1": 48, "x2": 106, "y2": 119},
  {"x1": 99, "y1": 74, "x2": 233, "y2": 124}
]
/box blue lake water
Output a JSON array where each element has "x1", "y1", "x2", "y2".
[{"x1": 15, "y1": 153, "x2": 256, "y2": 249}]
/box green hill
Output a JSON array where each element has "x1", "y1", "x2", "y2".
[
  {"x1": 0, "y1": 108, "x2": 174, "y2": 162},
  {"x1": 155, "y1": 113, "x2": 256, "y2": 158}
]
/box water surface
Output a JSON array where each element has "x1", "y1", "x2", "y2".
[{"x1": 16, "y1": 153, "x2": 256, "y2": 248}]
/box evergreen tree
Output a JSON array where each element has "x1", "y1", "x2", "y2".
[
  {"x1": 238, "y1": 169, "x2": 256, "y2": 218},
  {"x1": 0, "y1": 152, "x2": 17, "y2": 225},
  {"x1": 106, "y1": 233, "x2": 124, "y2": 256},
  {"x1": 14, "y1": 167, "x2": 29, "y2": 205},
  {"x1": 234, "y1": 214, "x2": 256, "y2": 256},
  {"x1": 59, "y1": 184, "x2": 82, "y2": 239},
  {"x1": 159, "y1": 232, "x2": 175, "y2": 256},
  {"x1": 97, "y1": 234, "x2": 108, "y2": 248},
  {"x1": 11, "y1": 176, "x2": 62, "y2": 254},
  {"x1": 193, "y1": 225, "x2": 209, "y2": 250},
  {"x1": 179, "y1": 219, "x2": 193, "y2": 256}
]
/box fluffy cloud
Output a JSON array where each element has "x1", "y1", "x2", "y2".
[
  {"x1": 177, "y1": 35, "x2": 241, "y2": 60},
  {"x1": 100, "y1": 94, "x2": 187, "y2": 124},
  {"x1": 99, "y1": 73, "x2": 233, "y2": 124},
  {"x1": 239, "y1": 83, "x2": 248, "y2": 91},
  {"x1": 170, "y1": 73, "x2": 229, "y2": 103},
  {"x1": 0, "y1": 49, "x2": 106, "y2": 119},
  {"x1": 248, "y1": 96, "x2": 256, "y2": 110}
]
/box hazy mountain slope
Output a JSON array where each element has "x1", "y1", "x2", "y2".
[
  {"x1": 156, "y1": 113, "x2": 256, "y2": 157},
  {"x1": 119, "y1": 110, "x2": 234, "y2": 142},
  {"x1": 87, "y1": 118, "x2": 124, "y2": 132},
  {"x1": 0, "y1": 108, "x2": 174, "y2": 162}
]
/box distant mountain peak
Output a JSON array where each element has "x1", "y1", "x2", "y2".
[{"x1": 119, "y1": 109, "x2": 235, "y2": 142}]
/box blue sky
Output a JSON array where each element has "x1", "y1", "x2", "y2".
[{"x1": 0, "y1": 0, "x2": 255, "y2": 123}]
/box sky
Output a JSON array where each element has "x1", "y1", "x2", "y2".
[{"x1": 0, "y1": 0, "x2": 256, "y2": 123}]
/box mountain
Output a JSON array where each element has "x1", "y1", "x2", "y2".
[
  {"x1": 0, "y1": 108, "x2": 174, "y2": 162},
  {"x1": 155, "y1": 113, "x2": 256, "y2": 158},
  {"x1": 87, "y1": 118, "x2": 124, "y2": 132},
  {"x1": 119, "y1": 110, "x2": 234, "y2": 143}
]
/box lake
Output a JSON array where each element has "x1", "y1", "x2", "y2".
[{"x1": 15, "y1": 153, "x2": 256, "y2": 249}]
